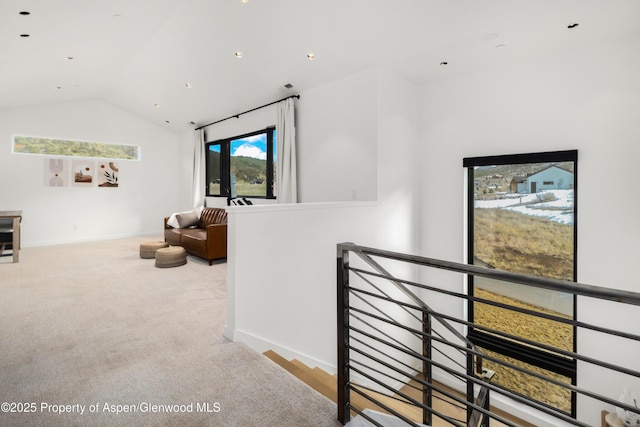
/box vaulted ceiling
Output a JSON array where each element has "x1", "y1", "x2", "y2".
[{"x1": 2, "y1": 0, "x2": 639, "y2": 133}]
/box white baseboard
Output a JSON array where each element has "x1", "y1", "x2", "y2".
[
  {"x1": 231, "y1": 328, "x2": 337, "y2": 375},
  {"x1": 23, "y1": 231, "x2": 160, "y2": 248}
]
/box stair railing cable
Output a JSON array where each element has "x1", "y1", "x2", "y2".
[
  {"x1": 343, "y1": 243, "x2": 640, "y2": 305},
  {"x1": 337, "y1": 242, "x2": 640, "y2": 427},
  {"x1": 348, "y1": 306, "x2": 515, "y2": 426},
  {"x1": 348, "y1": 335, "x2": 515, "y2": 427},
  {"x1": 352, "y1": 247, "x2": 489, "y2": 423},
  {"x1": 338, "y1": 243, "x2": 489, "y2": 426},
  {"x1": 354, "y1": 264, "x2": 640, "y2": 379},
  {"x1": 352, "y1": 248, "x2": 480, "y2": 356},
  {"x1": 353, "y1": 248, "x2": 487, "y2": 427},
  {"x1": 352, "y1": 299, "x2": 639, "y2": 427},
  {"x1": 350, "y1": 276, "x2": 469, "y2": 373}
]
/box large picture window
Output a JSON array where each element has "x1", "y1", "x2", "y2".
[
  {"x1": 206, "y1": 127, "x2": 276, "y2": 200},
  {"x1": 464, "y1": 150, "x2": 577, "y2": 415}
]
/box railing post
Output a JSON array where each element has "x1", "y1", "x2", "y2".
[
  {"x1": 466, "y1": 345, "x2": 475, "y2": 423},
  {"x1": 337, "y1": 245, "x2": 351, "y2": 425},
  {"x1": 422, "y1": 310, "x2": 433, "y2": 426},
  {"x1": 482, "y1": 386, "x2": 490, "y2": 427}
]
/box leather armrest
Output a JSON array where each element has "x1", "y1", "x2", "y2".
[
  {"x1": 206, "y1": 223, "x2": 227, "y2": 258},
  {"x1": 206, "y1": 223, "x2": 227, "y2": 237},
  {"x1": 207, "y1": 224, "x2": 227, "y2": 247}
]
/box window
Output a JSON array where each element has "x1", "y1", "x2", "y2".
[
  {"x1": 13, "y1": 135, "x2": 140, "y2": 160},
  {"x1": 206, "y1": 127, "x2": 276, "y2": 199},
  {"x1": 464, "y1": 150, "x2": 577, "y2": 415}
]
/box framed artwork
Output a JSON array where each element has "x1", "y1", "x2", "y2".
[
  {"x1": 72, "y1": 160, "x2": 95, "y2": 187},
  {"x1": 45, "y1": 158, "x2": 120, "y2": 189},
  {"x1": 44, "y1": 158, "x2": 69, "y2": 187},
  {"x1": 98, "y1": 162, "x2": 119, "y2": 187}
]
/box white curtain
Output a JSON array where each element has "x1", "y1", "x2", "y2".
[
  {"x1": 192, "y1": 128, "x2": 205, "y2": 210},
  {"x1": 276, "y1": 97, "x2": 297, "y2": 203}
]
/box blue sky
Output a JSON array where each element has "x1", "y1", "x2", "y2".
[
  {"x1": 231, "y1": 134, "x2": 267, "y2": 160},
  {"x1": 208, "y1": 130, "x2": 276, "y2": 160}
]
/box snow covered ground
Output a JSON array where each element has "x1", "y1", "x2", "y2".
[{"x1": 475, "y1": 189, "x2": 574, "y2": 225}]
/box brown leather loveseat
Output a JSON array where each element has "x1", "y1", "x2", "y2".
[{"x1": 164, "y1": 207, "x2": 227, "y2": 265}]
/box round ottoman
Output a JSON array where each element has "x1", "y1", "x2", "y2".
[
  {"x1": 140, "y1": 241, "x2": 169, "y2": 259},
  {"x1": 155, "y1": 246, "x2": 187, "y2": 268}
]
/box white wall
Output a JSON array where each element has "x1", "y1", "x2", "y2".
[
  {"x1": 296, "y1": 68, "x2": 378, "y2": 203},
  {"x1": 420, "y1": 31, "x2": 640, "y2": 426},
  {"x1": 376, "y1": 68, "x2": 421, "y2": 254},
  {"x1": 0, "y1": 100, "x2": 181, "y2": 246},
  {"x1": 225, "y1": 201, "x2": 380, "y2": 371},
  {"x1": 177, "y1": 130, "x2": 198, "y2": 210}
]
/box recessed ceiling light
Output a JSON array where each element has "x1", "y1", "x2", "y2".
[
  {"x1": 185, "y1": 83, "x2": 192, "y2": 88},
  {"x1": 65, "y1": 56, "x2": 74, "y2": 60},
  {"x1": 440, "y1": 61, "x2": 448, "y2": 66},
  {"x1": 19, "y1": 11, "x2": 31, "y2": 15},
  {"x1": 235, "y1": 52, "x2": 243, "y2": 58},
  {"x1": 307, "y1": 53, "x2": 315, "y2": 60},
  {"x1": 284, "y1": 83, "x2": 294, "y2": 89},
  {"x1": 189, "y1": 121, "x2": 196, "y2": 125},
  {"x1": 165, "y1": 120, "x2": 170, "y2": 124},
  {"x1": 55, "y1": 86, "x2": 62, "y2": 90},
  {"x1": 154, "y1": 104, "x2": 160, "y2": 108},
  {"x1": 20, "y1": 34, "x2": 30, "y2": 38},
  {"x1": 495, "y1": 44, "x2": 507, "y2": 49},
  {"x1": 242, "y1": 0, "x2": 249, "y2": 3},
  {"x1": 568, "y1": 22, "x2": 579, "y2": 29}
]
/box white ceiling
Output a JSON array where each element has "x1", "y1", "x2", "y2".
[{"x1": 2, "y1": 0, "x2": 640, "y2": 133}]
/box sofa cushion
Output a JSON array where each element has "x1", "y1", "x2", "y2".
[
  {"x1": 176, "y1": 210, "x2": 199, "y2": 228},
  {"x1": 181, "y1": 233, "x2": 207, "y2": 254},
  {"x1": 176, "y1": 228, "x2": 206, "y2": 240}
]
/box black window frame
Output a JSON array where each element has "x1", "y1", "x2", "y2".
[
  {"x1": 205, "y1": 126, "x2": 276, "y2": 201},
  {"x1": 463, "y1": 149, "x2": 578, "y2": 416}
]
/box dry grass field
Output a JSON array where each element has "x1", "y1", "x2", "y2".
[
  {"x1": 473, "y1": 208, "x2": 574, "y2": 413},
  {"x1": 474, "y1": 208, "x2": 574, "y2": 280},
  {"x1": 475, "y1": 288, "x2": 573, "y2": 413},
  {"x1": 209, "y1": 181, "x2": 267, "y2": 198}
]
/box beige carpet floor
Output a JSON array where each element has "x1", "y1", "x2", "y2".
[{"x1": 0, "y1": 237, "x2": 340, "y2": 426}]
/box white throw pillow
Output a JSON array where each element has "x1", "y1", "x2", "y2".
[
  {"x1": 167, "y1": 207, "x2": 204, "y2": 228},
  {"x1": 176, "y1": 210, "x2": 199, "y2": 228}
]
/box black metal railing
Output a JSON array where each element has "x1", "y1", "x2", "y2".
[{"x1": 337, "y1": 242, "x2": 640, "y2": 427}]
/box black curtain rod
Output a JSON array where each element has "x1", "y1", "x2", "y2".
[{"x1": 194, "y1": 94, "x2": 300, "y2": 131}]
